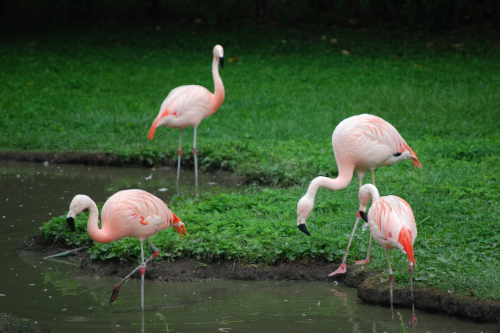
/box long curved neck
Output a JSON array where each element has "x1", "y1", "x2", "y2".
[
  {"x1": 359, "y1": 184, "x2": 380, "y2": 209},
  {"x1": 306, "y1": 165, "x2": 354, "y2": 198},
  {"x1": 85, "y1": 199, "x2": 112, "y2": 243},
  {"x1": 210, "y1": 56, "x2": 224, "y2": 114}
]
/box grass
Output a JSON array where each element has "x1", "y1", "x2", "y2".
[{"x1": 2, "y1": 20, "x2": 500, "y2": 300}]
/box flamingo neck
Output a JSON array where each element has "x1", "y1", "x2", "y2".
[
  {"x1": 210, "y1": 56, "x2": 224, "y2": 114},
  {"x1": 85, "y1": 199, "x2": 113, "y2": 244},
  {"x1": 361, "y1": 184, "x2": 380, "y2": 203},
  {"x1": 306, "y1": 164, "x2": 354, "y2": 196}
]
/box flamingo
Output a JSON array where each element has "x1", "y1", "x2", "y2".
[
  {"x1": 356, "y1": 184, "x2": 417, "y2": 322},
  {"x1": 66, "y1": 189, "x2": 187, "y2": 310},
  {"x1": 148, "y1": 45, "x2": 225, "y2": 197},
  {"x1": 296, "y1": 114, "x2": 421, "y2": 275}
]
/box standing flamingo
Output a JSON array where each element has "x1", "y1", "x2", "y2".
[
  {"x1": 356, "y1": 184, "x2": 417, "y2": 322},
  {"x1": 296, "y1": 114, "x2": 421, "y2": 275},
  {"x1": 66, "y1": 189, "x2": 187, "y2": 310},
  {"x1": 148, "y1": 45, "x2": 225, "y2": 197}
]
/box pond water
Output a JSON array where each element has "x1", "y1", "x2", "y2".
[{"x1": 0, "y1": 160, "x2": 498, "y2": 333}]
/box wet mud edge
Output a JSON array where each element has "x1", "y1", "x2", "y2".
[{"x1": 20, "y1": 235, "x2": 500, "y2": 325}]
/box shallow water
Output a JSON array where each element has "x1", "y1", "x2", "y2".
[{"x1": 0, "y1": 160, "x2": 498, "y2": 333}]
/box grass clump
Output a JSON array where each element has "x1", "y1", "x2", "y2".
[{"x1": 3, "y1": 21, "x2": 500, "y2": 300}]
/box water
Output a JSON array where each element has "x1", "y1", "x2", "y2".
[{"x1": 0, "y1": 160, "x2": 498, "y2": 333}]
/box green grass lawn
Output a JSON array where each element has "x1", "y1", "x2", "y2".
[{"x1": 2, "y1": 21, "x2": 499, "y2": 300}]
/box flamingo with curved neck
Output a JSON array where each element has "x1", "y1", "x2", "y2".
[
  {"x1": 66, "y1": 189, "x2": 187, "y2": 310},
  {"x1": 296, "y1": 114, "x2": 421, "y2": 275},
  {"x1": 357, "y1": 184, "x2": 418, "y2": 322},
  {"x1": 148, "y1": 45, "x2": 225, "y2": 197}
]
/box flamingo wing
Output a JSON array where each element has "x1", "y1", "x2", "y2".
[
  {"x1": 333, "y1": 114, "x2": 421, "y2": 171},
  {"x1": 367, "y1": 195, "x2": 417, "y2": 264},
  {"x1": 362, "y1": 115, "x2": 421, "y2": 168},
  {"x1": 101, "y1": 190, "x2": 183, "y2": 241},
  {"x1": 148, "y1": 85, "x2": 213, "y2": 139}
]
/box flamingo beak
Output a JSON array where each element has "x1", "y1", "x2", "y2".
[
  {"x1": 359, "y1": 211, "x2": 368, "y2": 223},
  {"x1": 298, "y1": 223, "x2": 310, "y2": 236},
  {"x1": 66, "y1": 216, "x2": 76, "y2": 232},
  {"x1": 220, "y1": 57, "x2": 224, "y2": 69}
]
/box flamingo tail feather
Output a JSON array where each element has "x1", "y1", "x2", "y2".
[
  {"x1": 148, "y1": 118, "x2": 159, "y2": 140},
  {"x1": 398, "y1": 225, "x2": 416, "y2": 266}
]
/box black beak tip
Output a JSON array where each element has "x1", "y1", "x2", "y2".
[
  {"x1": 220, "y1": 57, "x2": 224, "y2": 69},
  {"x1": 298, "y1": 224, "x2": 311, "y2": 236},
  {"x1": 66, "y1": 217, "x2": 76, "y2": 232},
  {"x1": 359, "y1": 211, "x2": 368, "y2": 223}
]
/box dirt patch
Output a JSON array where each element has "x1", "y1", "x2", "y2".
[{"x1": 19, "y1": 235, "x2": 500, "y2": 325}]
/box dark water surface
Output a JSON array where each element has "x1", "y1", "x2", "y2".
[{"x1": 0, "y1": 161, "x2": 497, "y2": 332}]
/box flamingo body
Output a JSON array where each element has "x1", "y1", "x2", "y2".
[
  {"x1": 332, "y1": 114, "x2": 421, "y2": 180},
  {"x1": 148, "y1": 45, "x2": 225, "y2": 197},
  {"x1": 67, "y1": 189, "x2": 186, "y2": 243},
  {"x1": 366, "y1": 195, "x2": 417, "y2": 263},
  {"x1": 296, "y1": 114, "x2": 421, "y2": 273},
  {"x1": 148, "y1": 84, "x2": 220, "y2": 135}
]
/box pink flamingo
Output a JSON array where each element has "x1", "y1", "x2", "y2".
[
  {"x1": 148, "y1": 45, "x2": 225, "y2": 197},
  {"x1": 296, "y1": 114, "x2": 421, "y2": 275},
  {"x1": 66, "y1": 189, "x2": 187, "y2": 310},
  {"x1": 356, "y1": 184, "x2": 417, "y2": 322}
]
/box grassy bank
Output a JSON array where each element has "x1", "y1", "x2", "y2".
[{"x1": 2, "y1": 21, "x2": 500, "y2": 301}]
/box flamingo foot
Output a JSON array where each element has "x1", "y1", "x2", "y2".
[
  {"x1": 110, "y1": 284, "x2": 121, "y2": 303},
  {"x1": 412, "y1": 314, "x2": 418, "y2": 323},
  {"x1": 140, "y1": 267, "x2": 146, "y2": 276},
  {"x1": 152, "y1": 250, "x2": 160, "y2": 259},
  {"x1": 355, "y1": 258, "x2": 370, "y2": 265},
  {"x1": 328, "y1": 263, "x2": 347, "y2": 276}
]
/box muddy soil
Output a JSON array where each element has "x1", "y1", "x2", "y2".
[{"x1": 20, "y1": 235, "x2": 500, "y2": 325}]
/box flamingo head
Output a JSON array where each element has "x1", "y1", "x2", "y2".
[
  {"x1": 358, "y1": 184, "x2": 379, "y2": 222},
  {"x1": 213, "y1": 45, "x2": 224, "y2": 68},
  {"x1": 297, "y1": 195, "x2": 314, "y2": 236},
  {"x1": 66, "y1": 194, "x2": 91, "y2": 232}
]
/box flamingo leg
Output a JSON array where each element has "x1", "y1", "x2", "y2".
[
  {"x1": 371, "y1": 170, "x2": 376, "y2": 186},
  {"x1": 354, "y1": 175, "x2": 372, "y2": 265},
  {"x1": 328, "y1": 215, "x2": 362, "y2": 276},
  {"x1": 109, "y1": 239, "x2": 161, "y2": 306},
  {"x1": 385, "y1": 249, "x2": 394, "y2": 320},
  {"x1": 193, "y1": 126, "x2": 199, "y2": 197},
  {"x1": 176, "y1": 129, "x2": 183, "y2": 196},
  {"x1": 410, "y1": 262, "x2": 417, "y2": 322},
  {"x1": 140, "y1": 240, "x2": 146, "y2": 311},
  {"x1": 355, "y1": 233, "x2": 372, "y2": 265}
]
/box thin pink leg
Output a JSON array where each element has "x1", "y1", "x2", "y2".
[
  {"x1": 110, "y1": 239, "x2": 160, "y2": 306},
  {"x1": 386, "y1": 250, "x2": 394, "y2": 321},
  {"x1": 176, "y1": 129, "x2": 183, "y2": 196},
  {"x1": 355, "y1": 233, "x2": 372, "y2": 265},
  {"x1": 193, "y1": 127, "x2": 199, "y2": 197},
  {"x1": 328, "y1": 214, "x2": 363, "y2": 276},
  {"x1": 410, "y1": 263, "x2": 417, "y2": 322},
  {"x1": 355, "y1": 175, "x2": 372, "y2": 265}
]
